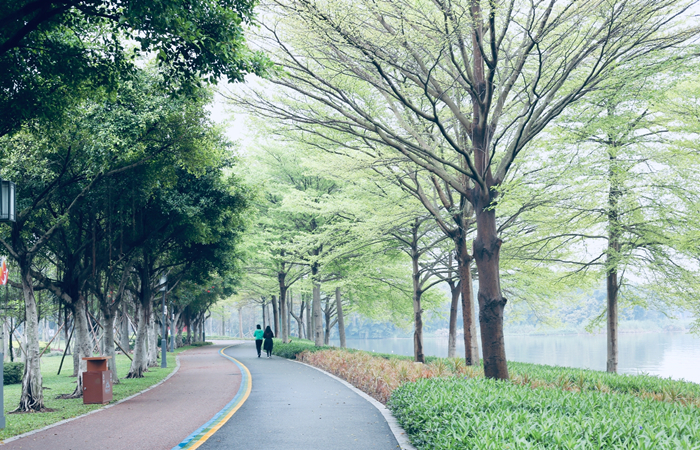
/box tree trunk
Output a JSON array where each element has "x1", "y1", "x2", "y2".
[
  {"x1": 9, "y1": 317, "x2": 14, "y2": 362},
  {"x1": 472, "y1": 189, "x2": 508, "y2": 379},
  {"x1": 196, "y1": 317, "x2": 200, "y2": 340},
  {"x1": 606, "y1": 152, "x2": 621, "y2": 373},
  {"x1": 468, "y1": 270, "x2": 479, "y2": 363},
  {"x1": 147, "y1": 311, "x2": 157, "y2": 367},
  {"x1": 16, "y1": 263, "x2": 43, "y2": 411},
  {"x1": 261, "y1": 301, "x2": 266, "y2": 329},
  {"x1": 120, "y1": 306, "x2": 130, "y2": 354},
  {"x1": 323, "y1": 298, "x2": 332, "y2": 345},
  {"x1": 312, "y1": 263, "x2": 323, "y2": 346},
  {"x1": 447, "y1": 280, "x2": 460, "y2": 358},
  {"x1": 238, "y1": 307, "x2": 243, "y2": 338},
  {"x1": 300, "y1": 301, "x2": 305, "y2": 339},
  {"x1": 606, "y1": 252, "x2": 620, "y2": 372},
  {"x1": 126, "y1": 301, "x2": 149, "y2": 378},
  {"x1": 288, "y1": 293, "x2": 292, "y2": 339},
  {"x1": 313, "y1": 282, "x2": 323, "y2": 346},
  {"x1": 290, "y1": 298, "x2": 304, "y2": 339},
  {"x1": 271, "y1": 294, "x2": 279, "y2": 338},
  {"x1": 278, "y1": 273, "x2": 289, "y2": 343},
  {"x1": 42, "y1": 317, "x2": 49, "y2": 342},
  {"x1": 102, "y1": 312, "x2": 118, "y2": 384},
  {"x1": 306, "y1": 294, "x2": 312, "y2": 341},
  {"x1": 186, "y1": 314, "x2": 192, "y2": 344},
  {"x1": 172, "y1": 311, "x2": 181, "y2": 349},
  {"x1": 413, "y1": 294, "x2": 424, "y2": 364},
  {"x1": 408, "y1": 219, "x2": 425, "y2": 363},
  {"x1": 280, "y1": 287, "x2": 289, "y2": 343},
  {"x1": 335, "y1": 288, "x2": 346, "y2": 348},
  {"x1": 176, "y1": 323, "x2": 184, "y2": 347},
  {"x1": 72, "y1": 324, "x2": 80, "y2": 376},
  {"x1": 191, "y1": 316, "x2": 197, "y2": 343},
  {"x1": 70, "y1": 295, "x2": 93, "y2": 397},
  {"x1": 456, "y1": 235, "x2": 479, "y2": 365}
]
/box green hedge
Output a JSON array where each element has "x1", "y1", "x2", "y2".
[
  {"x1": 4, "y1": 362, "x2": 24, "y2": 385},
  {"x1": 190, "y1": 341, "x2": 213, "y2": 347},
  {"x1": 388, "y1": 377, "x2": 700, "y2": 450},
  {"x1": 271, "y1": 339, "x2": 333, "y2": 359}
]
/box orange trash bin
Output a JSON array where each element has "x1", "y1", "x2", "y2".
[{"x1": 82, "y1": 356, "x2": 113, "y2": 404}]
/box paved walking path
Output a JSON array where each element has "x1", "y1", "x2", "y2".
[
  {"x1": 197, "y1": 342, "x2": 401, "y2": 450},
  {"x1": 2, "y1": 341, "x2": 405, "y2": 450},
  {"x1": 2, "y1": 344, "x2": 242, "y2": 450}
]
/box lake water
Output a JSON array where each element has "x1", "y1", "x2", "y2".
[{"x1": 330, "y1": 332, "x2": 700, "y2": 384}]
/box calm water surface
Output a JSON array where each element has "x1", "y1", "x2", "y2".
[{"x1": 330, "y1": 332, "x2": 700, "y2": 384}]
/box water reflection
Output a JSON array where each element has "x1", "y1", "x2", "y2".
[{"x1": 330, "y1": 332, "x2": 700, "y2": 384}]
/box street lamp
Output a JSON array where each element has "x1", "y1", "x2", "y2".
[
  {"x1": 160, "y1": 275, "x2": 167, "y2": 369},
  {"x1": 0, "y1": 299, "x2": 5, "y2": 429},
  {"x1": 0, "y1": 176, "x2": 14, "y2": 430},
  {"x1": 0, "y1": 177, "x2": 16, "y2": 223}
]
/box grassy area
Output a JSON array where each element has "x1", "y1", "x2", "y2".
[
  {"x1": 389, "y1": 378, "x2": 700, "y2": 449},
  {"x1": 0, "y1": 347, "x2": 193, "y2": 441}
]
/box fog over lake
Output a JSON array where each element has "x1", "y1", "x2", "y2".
[{"x1": 331, "y1": 332, "x2": 700, "y2": 384}]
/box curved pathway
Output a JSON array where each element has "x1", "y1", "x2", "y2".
[
  {"x1": 2, "y1": 344, "x2": 242, "y2": 450},
  {"x1": 194, "y1": 342, "x2": 400, "y2": 450}
]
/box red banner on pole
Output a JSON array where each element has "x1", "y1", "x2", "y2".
[{"x1": 0, "y1": 259, "x2": 7, "y2": 285}]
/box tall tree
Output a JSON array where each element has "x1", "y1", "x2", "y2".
[
  {"x1": 234, "y1": 0, "x2": 698, "y2": 378},
  {"x1": 534, "y1": 68, "x2": 700, "y2": 372}
]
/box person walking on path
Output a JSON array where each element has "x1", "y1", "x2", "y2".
[
  {"x1": 254, "y1": 325, "x2": 264, "y2": 357},
  {"x1": 263, "y1": 325, "x2": 274, "y2": 357}
]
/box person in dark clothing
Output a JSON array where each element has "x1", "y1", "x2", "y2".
[
  {"x1": 263, "y1": 325, "x2": 274, "y2": 358},
  {"x1": 254, "y1": 324, "x2": 264, "y2": 357}
]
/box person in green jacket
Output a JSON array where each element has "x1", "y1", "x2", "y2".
[{"x1": 254, "y1": 324, "x2": 264, "y2": 357}]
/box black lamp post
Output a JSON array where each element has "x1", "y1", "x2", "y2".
[
  {"x1": 160, "y1": 275, "x2": 167, "y2": 369},
  {"x1": 0, "y1": 297, "x2": 4, "y2": 429},
  {"x1": 0, "y1": 176, "x2": 15, "y2": 430}
]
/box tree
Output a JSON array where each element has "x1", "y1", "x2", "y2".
[
  {"x1": 0, "y1": 67, "x2": 250, "y2": 404},
  {"x1": 0, "y1": 0, "x2": 268, "y2": 137},
  {"x1": 550, "y1": 68, "x2": 700, "y2": 372},
  {"x1": 233, "y1": 0, "x2": 698, "y2": 379},
  {"x1": 391, "y1": 216, "x2": 450, "y2": 362}
]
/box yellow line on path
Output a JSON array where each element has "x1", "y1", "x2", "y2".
[{"x1": 174, "y1": 345, "x2": 252, "y2": 450}]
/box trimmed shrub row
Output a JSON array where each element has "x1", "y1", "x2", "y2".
[{"x1": 270, "y1": 339, "x2": 332, "y2": 359}]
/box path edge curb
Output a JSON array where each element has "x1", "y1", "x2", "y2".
[
  {"x1": 292, "y1": 359, "x2": 417, "y2": 450},
  {"x1": 1, "y1": 350, "x2": 185, "y2": 445}
]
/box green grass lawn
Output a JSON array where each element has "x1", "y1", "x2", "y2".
[{"x1": 1, "y1": 347, "x2": 192, "y2": 440}]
